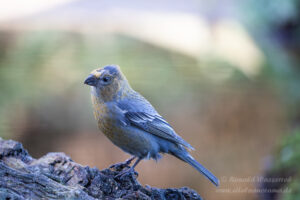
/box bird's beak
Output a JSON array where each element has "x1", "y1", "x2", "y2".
[{"x1": 84, "y1": 74, "x2": 97, "y2": 86}]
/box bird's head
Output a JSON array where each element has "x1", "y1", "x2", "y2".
[{"x1": 84, "y1": 65, "x2": 130, "y2": 102}]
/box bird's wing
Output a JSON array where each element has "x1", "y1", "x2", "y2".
[
  {"x1": 125, "y1": 111, "x2": 194, "y2": 150},
  {"x1": 117, "y1": 96, "x2": 194, "y2": 150}
]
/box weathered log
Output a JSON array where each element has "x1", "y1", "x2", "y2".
[{"x1": 0, "y1": 138, "x2": 202, "y2": 200}]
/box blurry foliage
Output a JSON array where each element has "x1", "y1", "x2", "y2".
[
  {"x1": 275, "y1": 130, "x2": 300, "y2": 171},
  {"x1": 241, "y1": 0, "x2": 300, "y2": 118},
  {"x1": 0, "y1": 31, "x2": 85, "y2": 137},
  {"x1": 283, "y1": 179, "x2": 300, "y2": 200},
  {"x1": 0, "y1": 30, "x2": 254, "y2": 139},
  {"x1": 269, "y1": 130, "x2": 300, "y2": 200},
  {"x1": 240, "y1": 1, "x2": 300, "y2": 199}
]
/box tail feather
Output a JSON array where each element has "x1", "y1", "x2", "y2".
[{"x1": 173, "y1": 151, "x2": 219, "y2": 187}]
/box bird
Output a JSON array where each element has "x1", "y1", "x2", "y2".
[{"x1": 84, "y1": 65, "x2": 219, "y2": 186}]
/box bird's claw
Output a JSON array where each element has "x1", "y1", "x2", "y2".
[
  {"x1": 109, "y1": 157, "x2": 136, "y2": 169},
  {"x1": 125, "y1": 157, "x2": 136, "y2": 165},
  {"x1": 114, "y1": 168, "x2": 138, "y2": 179}
]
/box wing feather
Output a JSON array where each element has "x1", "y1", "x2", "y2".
[{"x1": 125, "y1": 111, "x2": 194, "y2": 150}]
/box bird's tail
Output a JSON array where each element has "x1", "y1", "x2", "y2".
[{"x1": 171, "y1": 149, "x2": 219, "y2": 187}]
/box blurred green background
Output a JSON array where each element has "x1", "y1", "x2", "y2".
[{"x1": 0, "y1": 0, "x2": 300, "y2": 199}]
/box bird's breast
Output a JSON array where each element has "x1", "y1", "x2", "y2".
[{"x1": 91, "y1": 95, "x2": 125, "y2": 137}]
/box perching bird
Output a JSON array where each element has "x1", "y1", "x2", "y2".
[{"x1": 84, "y1": 65, "x2": 219, "y2": 186}]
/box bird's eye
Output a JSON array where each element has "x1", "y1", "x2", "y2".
[{"x1": 101, "y1": 76, "x2": 111, "y2": 84}]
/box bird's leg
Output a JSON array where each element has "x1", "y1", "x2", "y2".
[
  {"x1": 130, "y1": 157, "x2": 142, "y2": 169},
  {"x1": 115, "y1": 157, "x2": 142, "y2": 178}
]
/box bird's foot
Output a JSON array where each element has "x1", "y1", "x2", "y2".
[
  {"x1": 124, "y1": 157, "x2": 136, "y2": 165},
  {"x1": 114, "y1": 167, "x2": 138, "y2": 179},
  {"x1": 109, "y1": 157, "x2": 136, "y2": 171}
]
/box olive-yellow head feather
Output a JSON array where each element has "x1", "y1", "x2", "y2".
[{"x1": 84, "y1": 65, "x2": 130, "y2": 102}]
